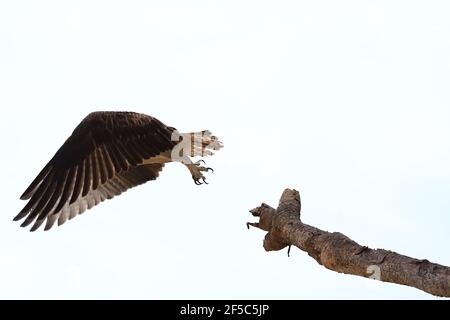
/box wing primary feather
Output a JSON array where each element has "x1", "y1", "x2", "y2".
[
  {"x1": 109, "y1": 144, "x2": 129, "y2": 171},
  {"x1": 100, "y1": 145, "x2": 115, "y2": 179},
  {"x1": 44, "y1": 213, "x2": 59, "y2": 231},
  {"x1": 82, "y1": 153, "x2": 93, "y2": 197},
  {"x1": 91, "y1": 149, "x2": 100, "y2": 190},
  {"x1": 53, "y1": 165, "x2": 78, "y2": 214},
  {"x1": 20, "y1": 178, "x2": 58, "y2": 228},
  {"x1": 104, "y1": 144, "x2": 122, "y2": 173},
  {"x1": 20, "y1": 162, "x2": 52, "y2": 200},
  {"x1": 70, "y1": 159, "x2": 85, "y2": 204},
  {"x1": 14, "y1": 170, "x2": 56, "y2": 221},
  {"x1": 96, "y1": 147, "x2": 108, "y2": 184},
  {"x1": 42, "y1": 170, "x2": 69, "y2": 216},
  {"x1": 30, "y1": 169, "x2": 70, "y2": 231}
]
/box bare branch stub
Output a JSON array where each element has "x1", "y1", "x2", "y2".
[
  {"x1": 247, "y1": 188, "x2": 450, "y2": 297},
  {"x1": 277, "y1": 189, "x2": 301, "y2": 219}
]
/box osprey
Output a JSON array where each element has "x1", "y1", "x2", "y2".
[{"x1": 15, "y1": 111, "x2": 223, "y2": 231}]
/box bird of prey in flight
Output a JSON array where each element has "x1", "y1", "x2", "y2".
[{"x1": 15, "y1": 111, "x2": 223, "y2": 231}]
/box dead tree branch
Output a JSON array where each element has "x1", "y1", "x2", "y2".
[{"x1": 247, "y1": 188, "x2": 450, "y2": 297}]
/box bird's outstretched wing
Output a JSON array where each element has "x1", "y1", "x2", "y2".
[{"x1": 16, "y1": 111, "x2": 177, "y2": 231}]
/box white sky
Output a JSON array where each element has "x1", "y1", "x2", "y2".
[{"x1": 1, "y1": 1, "x2": 449, "y2": 299}]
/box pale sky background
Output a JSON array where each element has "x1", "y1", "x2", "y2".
[{"x1": 0, "y1": 1, "x2": 449, "y2": 299}]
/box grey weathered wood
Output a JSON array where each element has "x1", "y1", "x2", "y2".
[{"x1": 248, "y1": 189, "x2": 450, "y2": 297}]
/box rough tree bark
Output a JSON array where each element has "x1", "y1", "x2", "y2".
[{"x1": 247, "y1": 188, "x2": 450, "y2": 297}]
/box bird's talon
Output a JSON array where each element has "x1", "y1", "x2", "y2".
[{"x1": 191, "y1": 161, "x2": 213, "y2": 185}]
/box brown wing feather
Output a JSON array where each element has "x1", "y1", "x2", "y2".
[
  {"x1": 82, "y1": 155, "x2": 92, "y2": 197},
  {"x1": 42, "y1": 164, "x2": 165, "y2": 231},
  {"x1": 17, "y1": 111, "x2": 177, "y2": 231},
  {"x1": 100, "y1": 145, "x2": 115, "y2": 179}
]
